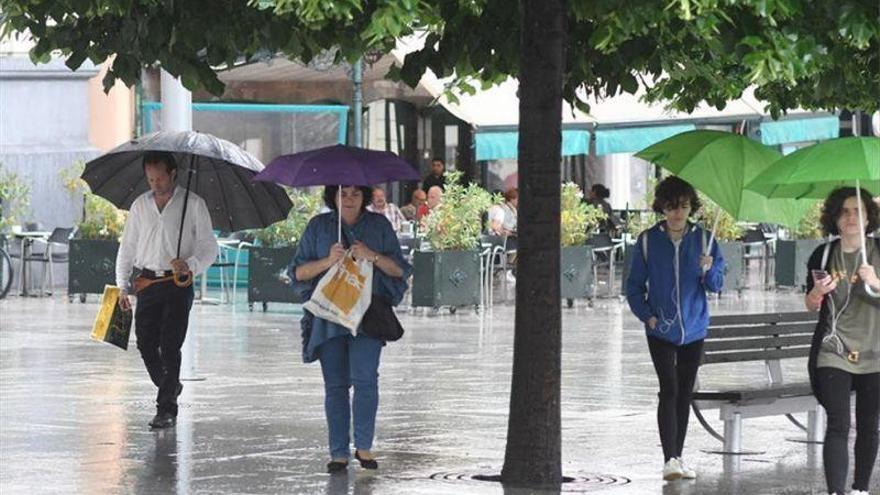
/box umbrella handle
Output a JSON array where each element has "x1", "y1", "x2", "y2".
[{"x1": 173, "y1": 271, "x2": 194, "y2": 288}]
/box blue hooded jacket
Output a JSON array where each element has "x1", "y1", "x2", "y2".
[{"x1": 626, "y1": 222, "x2": 726, "y2": 346}]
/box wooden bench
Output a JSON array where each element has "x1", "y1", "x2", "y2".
[{"x1": 691, "y1": 311, "x2": 825, "y2": 454}]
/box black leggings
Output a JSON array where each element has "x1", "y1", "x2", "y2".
[
  {"x1": 647, "y1": 336, "x2": 704, "y2": 462},
  {"x1": 815, "y1": 367, "x2": 880, "y2": 494}
]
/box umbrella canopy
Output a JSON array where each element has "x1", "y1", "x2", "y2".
[
  {"x1": 636, "y1": 130, "x2": 815, "y2": 228},
  {"x1": 83, "y1": 131, "x2": 292, "y2": 232},
  {"x1": 253, "y1": 144, "x2": 421, "y2": 187},
  {"x1": 745, "y1": 136, "x2": 880, "y2": 199}
]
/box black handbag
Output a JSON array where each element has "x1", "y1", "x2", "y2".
[{"x1": 360, "y1": 294, "x2": 404, "y2": 342}]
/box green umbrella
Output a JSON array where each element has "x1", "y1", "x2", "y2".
[
  {"x1": 746, "y1": 136, "x2": 880, "y2": 265},
  {"x1": 745, "y1": 136, "x2": 879, "y2": 200},
  {"x1": 636, "y1": 130, "x2": 815, "y2": 228}
]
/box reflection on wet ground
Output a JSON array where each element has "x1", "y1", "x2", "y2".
[{"x1": 1, "y1": 279, "x2": 875, "y2": 494}]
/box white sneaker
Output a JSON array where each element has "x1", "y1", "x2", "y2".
[
  {"x1": 677, "y1": 458, "x2": 697, "y2": 479},
  {"x1": 662, "y1": 458, "x2": 683, "y2": 481},
  {"x1": 848, "y1": 490, "x2": 869, "y2": 495}
]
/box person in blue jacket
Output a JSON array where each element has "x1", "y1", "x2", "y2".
[
  {"x1": 289, "y1": 185, "x2": 412, "y2": 474},
  {"x1": 626, "y1": 176, "x2": 725, "y2": 481}
]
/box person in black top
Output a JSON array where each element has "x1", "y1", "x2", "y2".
[
  {"x1": 421, "y1": 158, "x2": 446, "y2": 192},
  {"x1": 587, "y1": 183, "x2": 622, "y2": 234}
]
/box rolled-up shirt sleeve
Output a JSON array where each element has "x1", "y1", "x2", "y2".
[{"x1": 184, "y1": 197, "x2": 218, "y2": 276}]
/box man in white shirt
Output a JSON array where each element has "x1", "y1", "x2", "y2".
[
  {"x1": 116, "y1": 151, "x2": 218, "y2": 429},
  {"x1": 366, "y1": 187, "x2": 406, "y2": 233}
]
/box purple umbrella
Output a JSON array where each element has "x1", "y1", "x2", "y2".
[
  {"x1": 253, "y1": 144, "x2": 420, "y2": 187},
  {"x1": 254, "y1": 144, "x2": 421, "y2": 241}
]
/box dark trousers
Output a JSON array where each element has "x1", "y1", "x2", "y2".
[
  {"x1": 647, "y1": 335, "x2": 704, "y2": 462},
  {"x1": 815, "y1": 367, "x2": 880, "y2": 494},
  {"x1": 135, "y1": 281, "x2": 194, "y2": 416}
]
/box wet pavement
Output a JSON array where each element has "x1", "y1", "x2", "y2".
[{"x1": 1, "y1": 278, "x2": 877, "y2": 494}]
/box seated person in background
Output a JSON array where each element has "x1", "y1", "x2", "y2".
[
  {"x1": 489, "y1": 188, "x2": 518, "y2": 239},
  {"x1": 588, "y1": 184, "x2": 622, "y2": 234},
  {"x1": 418, "y1": 186, "x2": 443, "y2": 221},
  {"x1": 366, "y1": 187, "x2": 406, "y2": 234},
  {"x1": 400, "y1": 189, "x2": 427, "y2": 222}
]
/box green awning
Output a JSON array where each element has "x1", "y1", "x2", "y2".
[
  {"x1": 475, "y1": 129, "x2": 589, "y2": 161},
  {"x1": 760, "y1": 116, "x2": 839, "y2": 145},
  {"x1": 595, "y1": 124, "x2": 695, "y2": 156}
]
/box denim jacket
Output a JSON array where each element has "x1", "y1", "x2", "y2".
[{"x1": 289, "y1": 212, "x2": 412, "y2": 362}]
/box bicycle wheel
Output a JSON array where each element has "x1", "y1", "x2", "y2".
[{"x1": 0, "y1": 248, "x2": 12, "y2": 300}]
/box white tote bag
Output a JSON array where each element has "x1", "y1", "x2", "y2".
[{"x1": 303, "y1": 251, "x2": 373, "y2": 331}]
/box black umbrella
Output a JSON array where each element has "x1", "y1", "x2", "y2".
[{"x1": 83, "y1": 131, "x2": 293, "y2": 285}]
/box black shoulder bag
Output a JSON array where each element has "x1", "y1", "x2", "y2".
[{"x1": 341, "y1": 229, "x2": 405, "y2": 342}]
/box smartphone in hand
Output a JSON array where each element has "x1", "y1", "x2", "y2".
[{"x1": 811, "y1": 269, "x2": 829, "y2": 282}]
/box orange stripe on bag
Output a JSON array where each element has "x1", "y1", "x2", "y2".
[{"x1": 321, "y1": 256, "x2": 367, "y2": 315}]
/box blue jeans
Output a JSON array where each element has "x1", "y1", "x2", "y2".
[{"x1": 318, "y1": 333, "x2": 383, "y2": 459}]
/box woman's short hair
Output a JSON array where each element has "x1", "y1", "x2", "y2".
[
  {"x1": 590, "y1": 184, "x2": 610, "y2": 199},
  {"x1": 819, "y1": 187, "x2": 880, "y2": 235},
  {"x1": 323, "y1": 185, "x2": 373, "y2": 213},
  {"x1": 652, "y1": 176, "x2": 701, "y2": 215},
  {"x1": 504, "y1": 188, "x2": 519, "y2": 202}
]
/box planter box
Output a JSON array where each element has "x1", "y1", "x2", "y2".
[
  {"x1": 775, "y1": 239, "x2": 823, "y2": 290},
  {"x1": 247, "y1": 245, "x2": 301, "y2": 311},
  {"x1": 412, "y1": 250, "x2": 481, "y2": 308},
  {"x1": 68, "y1": 239, "x2": 119, "y2": 301},
  {"x1": 560, "y1": 245, "x2": 593, "y2": 304},
  {"x1": 718, "y1": 241, "x2": 744, "y2": 295}
]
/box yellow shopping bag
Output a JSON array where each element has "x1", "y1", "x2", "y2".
[
  {"x1": 303, "y1": 251, "x2": 373, "y2": 331},
  {"x1": 90, "y1": 285, "x2": 132, "y2": 350}
]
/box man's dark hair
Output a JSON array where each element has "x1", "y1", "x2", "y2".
[
  {"x1": 323, "y1": 185, "x2": 373, "y2": 213},
  {"x1": 431, "y1": 158, "x2": 445, "y2": 164},
  {"x1": 819, "y1": 187, "x2": 880, "y2": 236},
  {"x1": 652, "y1": 176, "x2": 701, "y2": 215},
  {"x1": 142, "y1": 151, "x2": 178, "y2": 174}
]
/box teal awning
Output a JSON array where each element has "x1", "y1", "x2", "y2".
[
  {"x1": 760, "y1": 116, "x2": 839, "y2": 146},
  {"x1": 475, "y1": 129, "x2": 589, "y2": 161},
  {"x1": 595, "y1": 124, "x2": 695, "y2": 156}
]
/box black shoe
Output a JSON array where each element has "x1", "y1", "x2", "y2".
[
  {"x1": 176, "y1": 383, "x2": 183, "y2": 397},
  {"x1": 149, "y1": 412, "x2": 176, "y2": 429},
  {"x1": 326, "y1": 460, "x2": 348, "y2": 473},
  {"x1": 354, "y1": 450, "x2": 378, "y2": 470}
]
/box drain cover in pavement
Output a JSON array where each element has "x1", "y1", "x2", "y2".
[{"x1": 429, "y1": 471, "x2": 631, "y2": 491}]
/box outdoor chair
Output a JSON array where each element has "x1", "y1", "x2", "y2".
[
  {"x1": 589, "y1": 233, "x2": 622, "y2": 297},
  {"x1": 20, "y1": 227, "x2": 73, "y2": 296}
]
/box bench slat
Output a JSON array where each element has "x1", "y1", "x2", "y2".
[
  {"x1": 703, "y1": 334, "x2": 814, "y2": 352},
  {"x1": 702, "y1": 347, "x2": 809, "y2": 364},
  {"x1": 708, "y1": 323, "x2": 815, "y2": 338},
  {"x1": 710, "y1": 312, "x2": 816, "y2": 326},
  {"x1": 693, "y1": 383, "x2": 812, "y2": 402}
]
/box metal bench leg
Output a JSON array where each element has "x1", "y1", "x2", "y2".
[
  {"x1": 723, "y1": 413, "x2": 743, "y2": 453},
  {"x1": 808, "y1": 406, "x2": 826, "y2": 443}
]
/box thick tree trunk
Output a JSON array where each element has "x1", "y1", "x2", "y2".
[{"x1": 501, "y1": 0, "x2": 566, "y2": 488}]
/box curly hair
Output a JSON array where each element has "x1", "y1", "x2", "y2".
[
  {"x1": 652, "y1": 176, "x2": 701, "y2": 215},
  {"x1": 323, "y1": 185, "x2": 373, "y2": 213},
  {"x1": 819, "y1": 187, "x2": 880, "y2": 236}
]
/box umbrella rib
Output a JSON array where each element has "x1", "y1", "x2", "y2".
[
  {"x1": 229, "y1": 163, "x2": 270, "y2": 231},
  {"x1": 211, "y1": 158, "x2": 235, "y2": 233}
]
